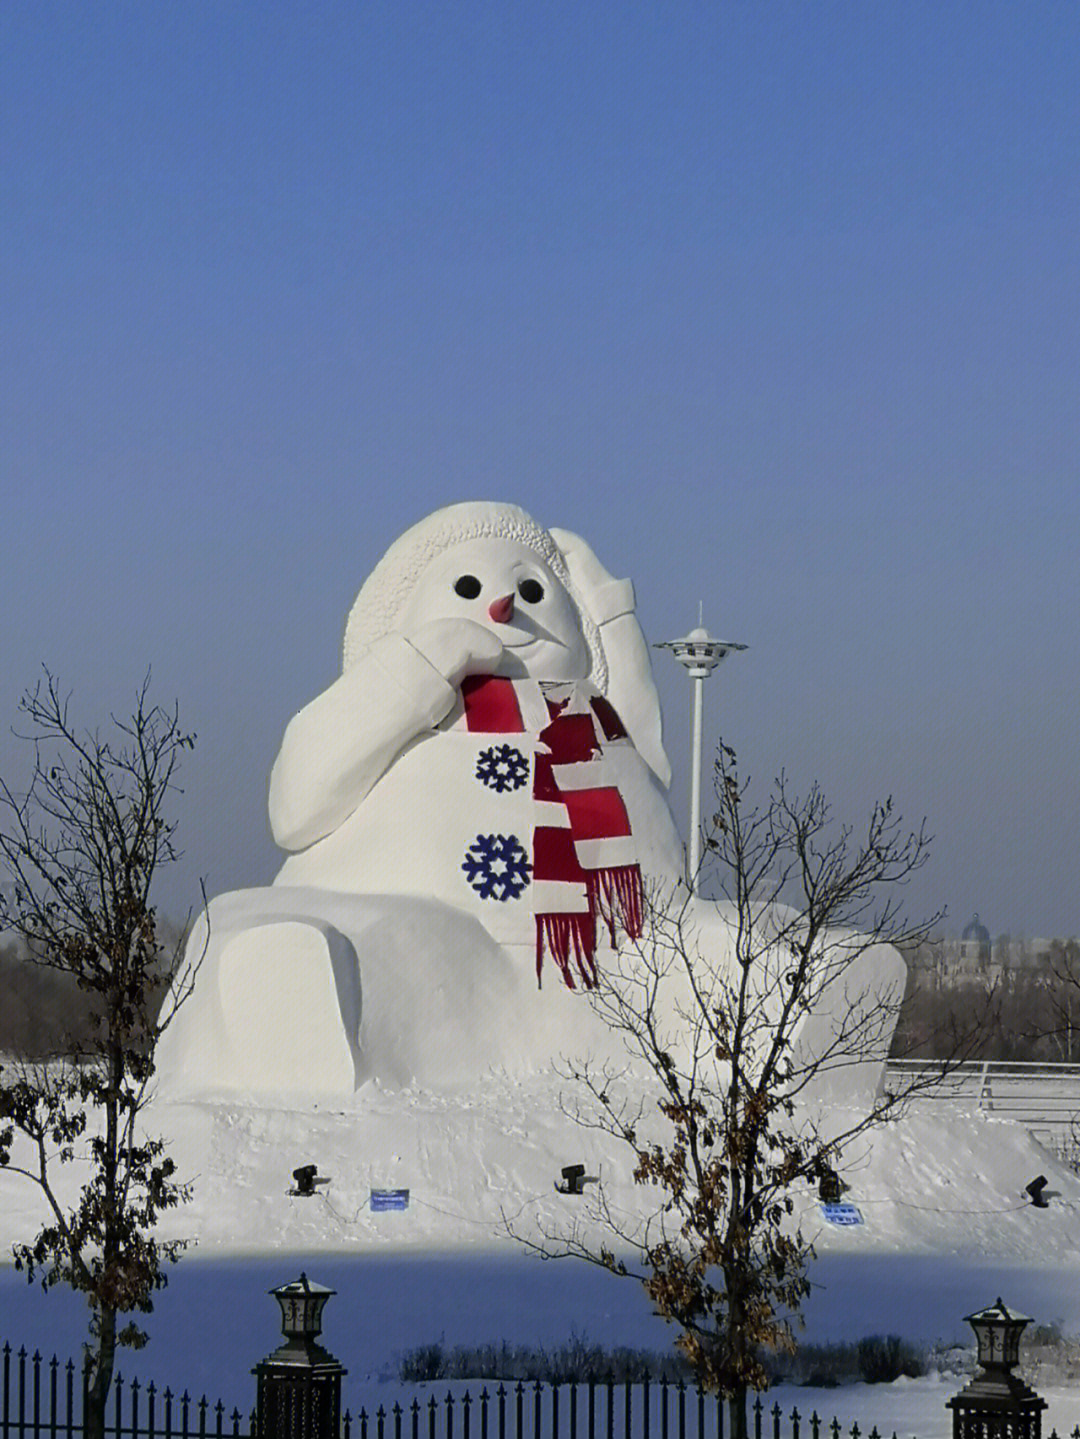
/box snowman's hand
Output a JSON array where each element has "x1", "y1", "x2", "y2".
[
  {"x1": 550, "y1": 527, "x2": 635, "y2": 624},
  {"x1": 407, "y1": 617, "x2": 504, "y2": 687}
]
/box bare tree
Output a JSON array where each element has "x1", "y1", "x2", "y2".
[
  {"x1": 508, "y1": 743, "x2": 975, "y2": 1439},
  {"x1": 1043, "y1": 940, "x2": 1080, "y2": 1063},
  {"x1": 0, "y1": 672, "x2": 203, "y2": 1439}
]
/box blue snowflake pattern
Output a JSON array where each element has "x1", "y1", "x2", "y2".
[
  {"x1": 461, "y1": 833, "x2": 532, "y2": 901},
  {"x1": 475, "y1": 743, "x2": 530, "y2": 793}
]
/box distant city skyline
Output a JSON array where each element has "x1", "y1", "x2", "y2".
[{"x1": 2, "y1": 2, "x2": 1077, "y2": 935}]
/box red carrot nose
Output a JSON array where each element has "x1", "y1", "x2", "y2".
[{"x1": 488, "y1": 593, "x2": 515, "y2": 623}]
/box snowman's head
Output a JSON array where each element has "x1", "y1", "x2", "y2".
[
  {"x1": 397, "y1": 535, "x2": 589, "y2": 681},
  {"x1": 343, "y1": 502, "x2": 607, "y2": 688}
]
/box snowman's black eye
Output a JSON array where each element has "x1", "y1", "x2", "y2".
[
  {"x1": 454, "y1": 574, "x2": 482, "y2": 599},
  {"x1": 517, "y1": 577, "x2": 544, "y2": 604}
]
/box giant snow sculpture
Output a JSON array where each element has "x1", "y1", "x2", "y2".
[{"x1": 156, "y1": 501, "x2": 904, "y2": 1108}]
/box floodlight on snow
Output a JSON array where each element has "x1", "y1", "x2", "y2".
[
  {"x1": 817, "y1": 1166, "x2": 847, "y2": 1204},
  {"x1": 555, "y1": 1164, "x2": 587, "y2": 1196},
  {"x1": 1025, "y1": 1175, "x2": 1049, "y2": 1208},
  {"x1": 291, "y1": 1164, "x2": 330, "y2": 1198}
]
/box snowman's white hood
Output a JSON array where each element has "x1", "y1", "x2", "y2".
[{"x1": 342, "y1": 500, "x2": 609, "y2": 693}]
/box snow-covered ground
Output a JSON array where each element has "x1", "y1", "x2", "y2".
[{"x1": 2, "y1": 1077, "x2": 1079, "y2": 1436}]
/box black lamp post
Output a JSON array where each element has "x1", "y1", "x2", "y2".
[
  {"x1": 947, "y1": 1298, "x2": 1046, "y2": 1439},
  {"x1": 253, "y1": 1274, "x2": 347, "y2": 1439}
]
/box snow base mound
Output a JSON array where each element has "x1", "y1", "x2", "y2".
[{"x1": 131, "y1": 1078, "x2": 1080, "y2": 1263}]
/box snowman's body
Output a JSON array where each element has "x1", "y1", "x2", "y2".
[{"x1": 272, "y1": 662, "x2": 684, "y2": 968}]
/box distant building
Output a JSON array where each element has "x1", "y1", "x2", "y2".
[
  {"x1": 921, "y1": 913, "x2": 1000, "y2": 989},
  {"x1": 903, "y1": 918, "x2": 1066, "y2": 993},
  {"x1": 958, "y1": 913, "x2": 992, "y2": 977}
]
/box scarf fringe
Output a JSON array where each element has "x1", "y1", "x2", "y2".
[
  {"x1": 536, "y1": 865, "x2": 644, "y2": 989},
  {"x1": 585, "y1": 865, "x2": 645, "y2": 946},
  {"x1": 536, "y1": 913, "x2": 598, "y2": 991}
]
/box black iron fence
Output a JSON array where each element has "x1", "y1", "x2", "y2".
[
  {"x1": 353, "y1": 1382, "x2": 898, "y2": 1439},
  {"x1": 6, "y1": 1344, "x2": 1080, "y2": 1439},
  {"x1": 0, "y1": 1345, "x2": 253, "y2": 1439}
]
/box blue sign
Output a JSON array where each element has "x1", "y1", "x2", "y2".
[
  {"x1": 820, "y1": 1202, "x2": 864, "y2": 1226},
  {"x1": 370, "y1": 1188, "x2": 410, "y2": 1212}
]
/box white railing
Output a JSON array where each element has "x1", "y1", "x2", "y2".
[{"x1": 883, "y1": 1058, "x2": 1080, "y2": 1155}]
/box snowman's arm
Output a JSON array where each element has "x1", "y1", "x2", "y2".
[
  {"x1": 593, "y1": 597, "x2": 672, "y2": 790},
  {"x1": 550, "y1": 528, "x2": 672, "y2": 789},
  {"x1": 269, "y1": 634, "x2": 457, "y2": 852}
]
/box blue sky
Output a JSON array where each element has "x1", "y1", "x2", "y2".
[{"x1": 2, "y1": 1, "x2": 1077, "y2": 935}]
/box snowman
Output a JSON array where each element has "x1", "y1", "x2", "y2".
[
  {"x1": 156, "y1": 500, "x2": 904, "y2": 1113},
  {"x1": 156, "y1": 502, "x2": 688, "y2": 1098}
]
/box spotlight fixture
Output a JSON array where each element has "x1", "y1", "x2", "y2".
[
  {"x1": 818, "y1": 1166, "x2": 847, "y2": 1204},
  {"x1": 291, "y1": 1164, "x2": 329, "y2": 1198},
  {"x1": 1025, "y1": 1175, "x2": 1049, "y2": 1208},
  {"x1": 555, "y1": 1164, "x2": 587, "y2": 1196}
]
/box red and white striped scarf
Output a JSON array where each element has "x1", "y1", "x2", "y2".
[{"x1": 459, "y1": 675, "x2": 644, "y2": 991}]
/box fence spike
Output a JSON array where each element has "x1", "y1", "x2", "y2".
[{"x1": 48, "y1": 1349, "x2": 59, "y2": 1439}]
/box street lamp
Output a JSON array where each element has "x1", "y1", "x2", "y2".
[
  {"x1": 946, "y1": 1298, "x2": 1046, "y2": 1439},
  {"x1": 253, "y1": 1274, "x2": 346, "y2": 1439},
  {"x1": 656, "y1": 622, "x2": 747, "y2": 892}
]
